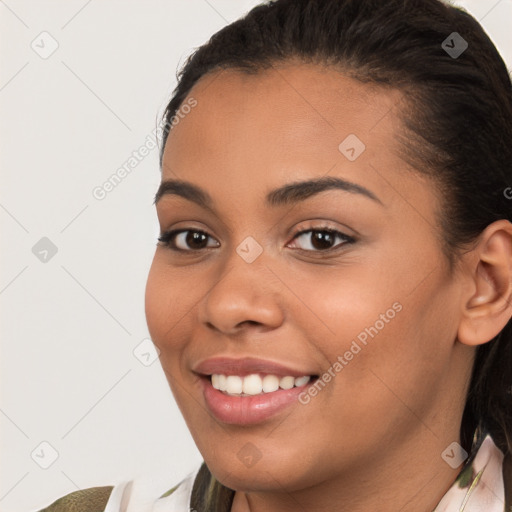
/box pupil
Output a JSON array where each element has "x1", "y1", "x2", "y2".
[
  {"x1": 312, "y1": 231, "x2": 333, "y2": 250},
  {"x1": 187, "y1": 231, "x2": 207, "y2": 249}
]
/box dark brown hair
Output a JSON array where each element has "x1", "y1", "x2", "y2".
[{"x1": 159, "y1": 0, "x2": 512, "y2": 455}]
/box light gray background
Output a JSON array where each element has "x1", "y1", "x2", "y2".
[{"x1": 1, "y1": 1, "x2": 511, "y2": 511}]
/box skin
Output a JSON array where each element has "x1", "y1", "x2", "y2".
[{"x1": 144, "y1": 62, "x2": 512, "y2": 512}]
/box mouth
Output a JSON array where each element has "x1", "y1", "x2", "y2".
[
  {"x1": 193, "y1": 358, "x2": 320, "y2": 425},
  {"x1": 199, "y1": 373, "x2": 319, "y2": 425}
]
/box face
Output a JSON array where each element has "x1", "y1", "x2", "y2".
[{"x1": 145, "y1": 63, "x2": 472, "y2": 493}]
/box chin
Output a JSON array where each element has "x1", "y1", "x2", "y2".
[{"x1": 203, "y1": 449, "x2": 319, "y2": 494}]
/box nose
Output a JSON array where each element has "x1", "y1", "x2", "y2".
[{"x1": 199, "y1": 249, "x2": 285, "y2": 336}]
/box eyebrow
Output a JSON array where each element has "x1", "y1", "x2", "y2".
[{"x1": 153, "y1": 176, "x2": 383, "y2": 211}]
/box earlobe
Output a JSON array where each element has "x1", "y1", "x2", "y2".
[{"x1": 457, "y1": 221, "x2": 512, "y2": 347}]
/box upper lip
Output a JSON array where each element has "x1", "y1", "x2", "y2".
[{"x1": 193, "y1": 357, "x2": 315, "y2": 377}]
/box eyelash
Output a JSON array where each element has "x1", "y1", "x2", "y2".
[{"x1": 157, "y1": 226, "x2": 356, "y2": 254}]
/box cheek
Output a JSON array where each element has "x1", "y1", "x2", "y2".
[
  {"x1": 145, "y1": 261, "x2": 201, "y2": 411},
  {"x1": 144, "y1": 255, "x2": 197, "y2": 349},
  {"x1": 300, "y1": 257, "x2": 459, "y2": 427},
  {"x1": 291, "y1": 262, "x2": 403, "y2": 353},
  {"x1": 145, "y1": 265, "x2": 170, "y2": 347},
  {"x1": 326, "y1": 276, "x2": 459, "y2": 432}
]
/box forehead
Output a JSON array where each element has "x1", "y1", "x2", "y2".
[
  {"x1": 161, "y1": 63, "x2": 417, "y2": 213},
  {"x1": 172, "y1": 62, "x2": 400, "y2": 134},
  {"x1": 163, "y1": 62, "x2": 404, "y2": 172}
]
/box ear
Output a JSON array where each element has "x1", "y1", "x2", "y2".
[{"x1": 457, "y1": 220, "x2": 512, "y2": 347}]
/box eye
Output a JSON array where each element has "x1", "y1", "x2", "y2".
[
  {"x1": 157, "y1": 229, "x2": 219, "y2": 252},
  {"x1": 288, "y1": 227, "x2": 355, "y2": 252},
  {"x1": 157, "y1": 226, "x2": 355, "y2": 254}
]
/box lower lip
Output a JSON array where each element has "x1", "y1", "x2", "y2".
[{"x1": 201, "y1": 377, "x2": 313, "y2": 425}]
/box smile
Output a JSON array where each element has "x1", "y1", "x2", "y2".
[{"x1": 211, "y1": 373, "x2": 311, "y2": 396}]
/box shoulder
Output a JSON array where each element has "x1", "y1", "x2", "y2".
[
  {"x1": 33, "y1": 465, "x2": 206, "y2": 512},
  {"x1": 36, "y1": 486, "x2": 114, "y2": 512},
  {"x1": 153, "y1": 467, "x2": 200, "y2": 511}
]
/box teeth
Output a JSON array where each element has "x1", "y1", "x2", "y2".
[
  {"x1": 226, "y1": 375, "x2": 243, "y2": 394},
  {"x1": 294, "y1": 376, "x2": 310, "y2": 387},
  {"x1": 211, "y1": 373, "x2": 311, "y2": 396},
  {"x1": 279, "y1": 376, "x2": 295, "y2": 390},
  {"x1": 242, "y1": 374, "x2": 263, "y2": 395},
  {"x1": 262, "y1": 374, "x2": 279, "y2": 393}
]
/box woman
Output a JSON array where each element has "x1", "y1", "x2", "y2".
[{"x1": 37, "y1": 0, "x2": 512, "y2": 510}]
